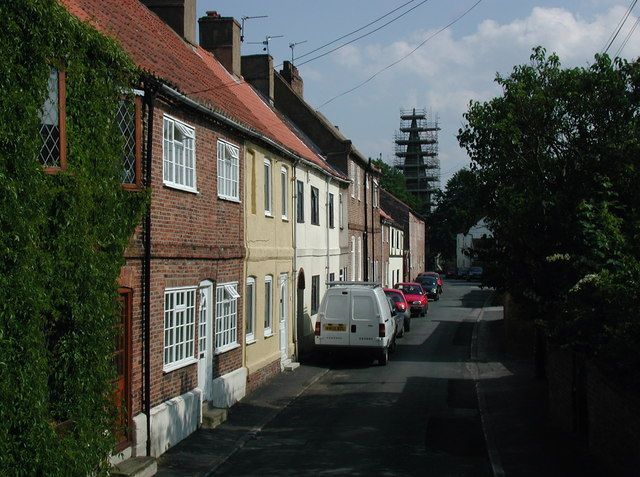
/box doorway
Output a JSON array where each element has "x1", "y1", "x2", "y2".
[{"x1": 198, "y1": 280, "x2": 213, "y2": 401}]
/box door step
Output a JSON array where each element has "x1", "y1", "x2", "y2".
[
  {"x1": 111, "y1": 456, "x2": 157, "y2": 477},
  {"x1": 282, "y1": 359, "x2": 300, "y2": 372},
  {"x1": 202, "y1": 404, "x2": 228, "y2": 429}
]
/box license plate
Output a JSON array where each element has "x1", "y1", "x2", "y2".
[
  {"x1": 413, "y1": 301, "x2": 421, "y2": 305},
  {"x1": 324, "y1": 323, "x2": 346, "y2": 332}
]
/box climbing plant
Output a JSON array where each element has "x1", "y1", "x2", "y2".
[{"x1": 0, "y1": 1, "x2": 147, "y2": 474}]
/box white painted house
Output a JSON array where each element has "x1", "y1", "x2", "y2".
[
  {"x1": 456, "y1": 218, "x2": 492, "y2": 269},
  {"x1": 295, "y1": 164, "x2": 349, "y2": 355}
]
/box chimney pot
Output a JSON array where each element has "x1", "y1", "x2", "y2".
[
  {"x1": 206, "y1": 11, "x2": 220, "y2": 18},
  {"x1": 280, "y1": 61, "x2": 304, "y2": 97},
  {"x1": 199, "y1": 13, "x2": 242, "y2": 76}
]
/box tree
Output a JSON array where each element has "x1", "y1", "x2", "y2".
[
  {"x1": 458, "y1": 47, "x2": 640, "y2": 377},
  {"x1": 372, "y1": 158, "x2": 424, "y2": 211},
  {"x1": 428, "y1": 169, "x2": 483, "y2": 262}
]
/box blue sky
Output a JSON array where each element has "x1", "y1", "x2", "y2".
[{"x1": 198, "y1": 1, "x2": 639, "y2": 186}]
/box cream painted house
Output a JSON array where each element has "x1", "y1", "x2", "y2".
[
  {"x1": 388, "y1": 223, "x2": 405, "y2": 287},
  {"x1": 243, "y1": 144, "x2": 296, "y2": 392},
  {"x1": 295, "y1": 164, "x2": 349, "y2": 356}
]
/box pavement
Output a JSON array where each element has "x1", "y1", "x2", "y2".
[{"x1": 156, "y1": 283, "x2": 606, "y2": 476}]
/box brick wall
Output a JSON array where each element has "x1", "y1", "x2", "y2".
[
  {"x1": 246, "y1": 358, "x2": 281, "y2": 395},
  {"x1": 547, "y1": 346, "x2": 640, "y2": 474},
  {"x1": 120, "y1": 96, "x2": 246, "y2": 415}
]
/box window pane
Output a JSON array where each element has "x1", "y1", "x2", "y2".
[{"x1": 39, "y1": 68, "x2": 60, "y2": 167}]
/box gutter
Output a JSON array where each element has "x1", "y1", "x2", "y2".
[{"x1": 159, "y1": 84, "x2": 349, "y2": 186}]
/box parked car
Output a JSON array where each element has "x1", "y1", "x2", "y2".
[
  {"x1": 394, "y1": 282, "x2": 428, "y2": 317},
  {"x1": 416, "y1": 276, "x2": 439, "y2": 300},
  {"x1": 416, "y1": 271, "x2": 443, "y2": 294},
  {"x1": 467, "y1": 266, "x2": 484, "y2": 280},
  {"x1": 384, "y1": 288, "x2": 412, "y2": 334},
  {"x1": 457, "y1": 267, "x2": 470, "y2": 279},
  {"x1": 315, "y1": 283, "x2": 396, "y2": 365}
]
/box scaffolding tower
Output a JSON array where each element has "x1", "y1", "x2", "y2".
[{"x1": 394, "y1": 108, "x2": 440, "y2": 210}]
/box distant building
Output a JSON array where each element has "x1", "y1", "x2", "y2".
[{"x1": 456, "y1": 218, "x2": 492, "y2": 270}]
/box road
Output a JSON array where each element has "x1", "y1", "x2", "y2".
[{"x1": 214, "y1": 281, "x2": 493, "y2": 476}]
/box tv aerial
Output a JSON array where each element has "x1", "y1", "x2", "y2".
[
  {"x1": 289, "y1": 40, "x2": 308, "y2": 66},
  {"x1": 240, "y1": 15, "x2": 267, "y2": 43},
  {"x1": 247, "y1": 35, "x2": 284, "y2": 56}
]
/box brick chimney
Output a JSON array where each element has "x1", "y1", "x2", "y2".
[
  {"x1": 280, "y1": 61, "x2": 304, "y2": 97},
  {"x1": 199, "y1": 11, "x2": 241, "y2": 77},
  {"x1": 140, "y1": 0, "x2": 196, "y2": 45},
  {"x1": 241, "y1": 55, "x2": 274, "y2": 102}
]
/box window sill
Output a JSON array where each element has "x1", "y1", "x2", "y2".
[
  {"x1": 163, "y1": 182, "x2": 199, "y2": 194},
  {"x1": 215, "y1": 342, "x2": 240, "y2": 355},
  {"x1": 218, "y1": 194, "x2": 241, "y2": 204},
  {"x1": 122, "y1": 183, "x2": 143, "y2": 191},
  {"x1": 282, "y1": 216, "x2": 289, "y2": 222},
  {"x1": 163, "y1": 357, "x2": 197, "y2": 374},
  {"x1": 264, "y1": 330, "x2": 273, "y2": 338},
  {"x1": 265, "y1": 212, "x2": 274, "y2": 218},
  {"x1": 245, "y1": 336, "x2": 256, "y2": 345}
]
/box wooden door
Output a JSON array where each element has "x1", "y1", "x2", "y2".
[{"x1": 114, "y1": 289, "x2": 133, "y2": 452}]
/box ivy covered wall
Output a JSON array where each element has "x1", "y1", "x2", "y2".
[{"x1": 0, "y1": 1, "x2": 147, "y2": 474}]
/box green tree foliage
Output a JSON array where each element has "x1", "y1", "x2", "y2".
[
  {"x1": 458, "y1": 47, "x2": 640, "y2": 376},
  {"x1": 0, "y1": 1, "x2": 147, "y2": 474},
  {"x1": 429, "y1": 169, "x2": 483, "y2": 261},
  {"x1": 372, "y1": 158, "x2": 424, "y2": 211}
]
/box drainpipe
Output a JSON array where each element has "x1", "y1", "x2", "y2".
[
  {"x1": 325, "y1": 176, "x2": 332, "y2": 286},
  {"x1": 292, "y1": 158, "x2": 300, "y2": 361},
  {"x1": 370, "y1": 160, "x2": 375, "y2": 281},
  {"x1": 363, "y1": 161, "x2": 369, "y2": 282},
  {"x1": 142, "y1": 79, "x2": 156, "y2": 457}
]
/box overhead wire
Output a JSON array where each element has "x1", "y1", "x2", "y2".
[
  {"x1": 603, "y1": 0, "x2": 637, "y2": 54},
  {"x1": 613, "y1": 14, "x2": 640, "y2": 57},
  {"x1": 317, "y1": 0, "x2": 484, "y2": 109},
  {"x1": 294, "y1": 0, "x2": 433, "y2": 68}
]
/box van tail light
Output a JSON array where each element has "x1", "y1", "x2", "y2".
[
  {"x1": 378, "y1": 324, "x2": 386, "y2": 337},
  {"x1": 315, "y1": 321, "x2": 321, "y2": 336}
]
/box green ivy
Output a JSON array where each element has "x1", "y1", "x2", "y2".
[{"x1": 0, "y1": 1, "x2": 147, "y2": 475}]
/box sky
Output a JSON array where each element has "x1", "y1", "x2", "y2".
[{"x1": 198, "y1": 1, "x2": 640, "y2": 187}]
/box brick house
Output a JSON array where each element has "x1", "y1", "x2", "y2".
[
  {"x1": 380, "y1": 189, "x2": 427, "y2": 281},
  {"x1": 62, "y1": 0, "x2": 351, "y2": 461}
]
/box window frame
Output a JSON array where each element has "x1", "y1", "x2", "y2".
[
  {"x1": 339, "y1": 193, "x2": 344, "y2": 229},
  {"x1": 350, "y1": 161, "x2": 356, "y2": 199},
  {"x1": 296, "y1": 179, "x2": 304, "y2": 223},
  {"x1": 245, "y1": 277, "x2": 256, "y2": 344},
  {"x1": 163, "y1": 114, "x2": 197, "y2": 193},
  {"x1": 163, "y1": 286, "x2": 197, "y2": 373},
  {"x1": 215, "y1": 282, "x2": 239, "y2": 354},
  {"x1": 264, "y1": 275, "x2": 273, "y2": 336},
  {"x1": 328, "y1": 192, "x2": 335, "y2": 229},
  {"x1": 311, "y1": 275, "x2": 320, "y2": 315},
  {"x1": 39, "y1": 67, "x2": 67, "y2": 173},
  {"x1": 120, "y1": 95, "x2": 143, "y2": 190},
  {"x1": 311, "y1": 186, "x2": 320, "y2": 226},
  {"x1": 264, "y1": 159, "x2": 272, "y2": 216},
  {"x1": 217, "y1": 139, "x2": 240, "y2": 202},
  {"x1": 281, "y1": 166, "x2": 289, "y2": 220}
]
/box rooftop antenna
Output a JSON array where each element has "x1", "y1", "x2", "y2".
[
  {"x1": 248, "y1": 35, "x2": 284, "y2": 55},
  {"x1": 240, "y1": 15, "x2": 267, "y2": 42},
  {"x1": 289, "y1": 40, "x2": 308, "y2": 65}
]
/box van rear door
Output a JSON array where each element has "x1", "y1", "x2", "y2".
[
  {"x1": 317, "y1": 288, "x2": 350, "y2": 347},
  {"x1": 350, "y1": 290, "x2": 380, "y2": 347}
]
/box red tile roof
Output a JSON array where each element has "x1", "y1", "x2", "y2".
[{"x1": 61, "y1": 0, "x2": 345, "y2": 179}]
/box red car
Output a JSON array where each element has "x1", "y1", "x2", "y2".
[
  {"x1": 416, "y1": 272, "x2": 443, "y2": 294},
  {"x1": 394, "y1": 282, "x2": 428, "y2": 317},
  {"x1": 384, "y1": 288, "x2": 411, "y2": 333}
]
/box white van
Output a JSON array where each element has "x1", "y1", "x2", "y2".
[{"x1": 314, "y1": 282, "x2": 397, "y2": 365}]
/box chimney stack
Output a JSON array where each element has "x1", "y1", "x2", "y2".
[
  {"x1": 141, "y1": 0, "x2": 197, "y2": 45},
  {"x1": 280, "y1": 61, "x2": 304, "y2": 97},
  {"x1": 199, "y1": 11, "x2": 242, "y2": 77},
  {"x1": 241, "y1": 55, "x2": 274, "y2": 102}
]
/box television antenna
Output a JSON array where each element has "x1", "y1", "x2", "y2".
[
  {"x1": 247, "y1": 35, "x2": 284, "y2": 55},
  {"x1": 240, "y1": 15, "x2": 267, "y2": 42},
  {"x1": 289, "y1": 40, "x2": 308, "y2": 65}
]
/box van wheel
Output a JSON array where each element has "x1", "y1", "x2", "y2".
[{"x1": 378, "y1": 348, "x2": 389, "y2": 366}]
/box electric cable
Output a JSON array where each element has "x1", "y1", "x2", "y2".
[
  {"x1": 317, "y1": 0, "x2": 484, "y2": 109},
  {"x1": 613, "y1": 14, "x2": 640, "y2": 57},
  {"x1": 603, "y1": 0, "x2": 637, "y2": 54}
]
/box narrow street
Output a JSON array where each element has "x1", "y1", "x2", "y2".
[{"x1": 214, "y1": 281, "x2": 493, "y2": 476}]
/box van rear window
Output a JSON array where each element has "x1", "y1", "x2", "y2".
[
  {"x1": 353, "y1": 295, "x2": 375, "y2": 321},
  {"x1": 325, "y1": 295, "x2": 349, "y2": 321}
]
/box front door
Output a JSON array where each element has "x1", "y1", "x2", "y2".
[
  {"x1": 279, "y1": 274, "x2": 288, "y2": 362},
  {"x1": 115, "y1": 289, "x2": 132, "y2": 452},
  {"x1": 198, "y1": 281, "x2": 213, "y2": 401}
]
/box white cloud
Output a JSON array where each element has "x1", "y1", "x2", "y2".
[{"x1": 320, "y1": 5, "x2": 640, "y2": 186}]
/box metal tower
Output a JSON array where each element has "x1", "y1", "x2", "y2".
[{"x1": 394, "y1": 108, "x2": 440, "y2": 210}]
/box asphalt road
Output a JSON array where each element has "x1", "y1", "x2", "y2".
[{"x1": 214, "y1": 280, "x2": 493, "y2": 476}]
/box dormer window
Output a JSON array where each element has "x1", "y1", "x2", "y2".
[{"x1": 39, "y1": 67, "x2": 66, "y2": 171}]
